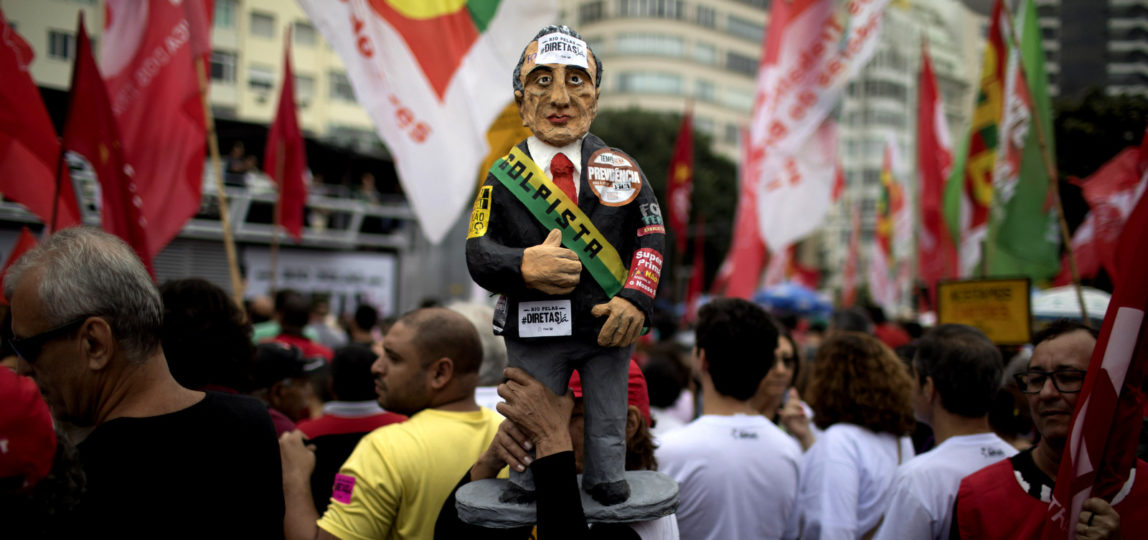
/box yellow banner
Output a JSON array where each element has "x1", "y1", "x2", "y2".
[{"x1": 937, "y1": 278, "x2": 1031, "y2": 345}]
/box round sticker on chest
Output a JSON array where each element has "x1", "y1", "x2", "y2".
[{"x1": 586, "y1": 148, "x2": 642, "y2": 206}]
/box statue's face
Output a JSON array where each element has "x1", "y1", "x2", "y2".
[{"x1": 515, "y1": 40, "x2": 599, "y2": 147}]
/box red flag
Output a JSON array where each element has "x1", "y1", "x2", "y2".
[
  {"x1": 793, "y1": 259, "x2": 820, "y2": 291},
  {"x1": 831, "y1": 164, "x2": 845, "y2": 202},
  {"x1": 841, "y1": 203, "x2": 861, "y2": 307},
  {"x1": 684, "y1": 217, "x2": 705, "y2": 325},
  {"x1": 1071, "y1": 145, "x2": 1147, "y2": 282},
  {"x1": 101, "y1": 0, "x2": 212, "y2": 261},
  {"x1": 713, "y1": 129, "x2": 766, "y2": 299},
  {"x1": 666, "y1": 109, "x2": 694, "y2": 254},
  {"x1": 1043, "y1": 161, "x2": 1148, "y2": 538},
  {"x1": 263, "y1": 32, "x2": 307, "y2": 241},
  {"x1": 63, "y1": 17, "x2": 152, "y2": 275},
  {"x1": 0, "y1": 10, "x2": 82, "y2": 231},
  {"x1": 0, "y1": 227, "x2": 38, "y2": 305},
  {"x1": 918, "y1": 39, "x2": 957, "y2": 293},
  {"x1": 1053, "y1": 213, "x2": 1102, "y2": 287}
]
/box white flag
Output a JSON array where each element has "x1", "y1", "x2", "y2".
[
  {"x1": 749, "y1": 0, "x2": 890, "y2": 250},
  {"x1": 297, "y1": 0, "x2": 558, "y2": 243}
]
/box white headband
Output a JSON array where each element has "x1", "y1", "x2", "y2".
[{"x1": 535, "y1": 32, "x2": 589, "y2": 70}]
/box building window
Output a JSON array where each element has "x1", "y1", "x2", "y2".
[
  {"x1": 863, "y1": 80, "x2": 907, "y2": 101},
  {"x1": 727, "y1": 15, "x2": 764, "y2": 42},
  {"x1": 697, "y1": 5, "x2": 716, "y2": 28},
  {"x1": 694, "y1": 80, "x2": 715, "y2": 102},
  {"x1": 579, "y1": 1, "x2": 605, "y2": 24},
  {"x1": 295, "y1": 75, "x2": 315, "y2": 106},
  {"x1": 330, "y1": 71, "x2": 355, "y2": 102},
  {"x1": 293, "y1": 22, "x2": 317, "y2": 46},
  {"x1": 726, "y1": 51, "x2": 757, "y2": 76},
  {"x1": 724, "y1": 123, "x2": 740, "y2": 145},
  {"x1": 618, "y1": 0, "x2": 685, "y2": 20},
  {"x1": 719, "y1": 86, "x2": 755, "y2": 112},
  {"x1": 248, "y1": 64, "x2": 275, "y2": 93},
  {"x1": 863, "y1": 109, "x2": 905, "y2": 128},
  {"x1": 214, "y1": 0, "x2": 237, "y2": 28},
  {"x1": 617, "y1": 71, "x2": 683, "y2": 95},
  {"x1": 693, "y1": 43, "x2": 716, "y2": 65},
  {"x1": 616, "y1": 34, "x2": 684, "y2": 57},
  {"x1": 695, "y1": 117, "x2": 715, "y2": 138},
  {"x1": 47, "y1": 30, "x2": 75, "y2": 60},
  {"x1": 251, "y1": 12, "x2": 276, "y2": 38},
  {"x1": 210, "y1": 50, "x2": 237, "y2": 83},
  {"x1": 584, "y1": 36, "x2": 605, "y2": 55}
]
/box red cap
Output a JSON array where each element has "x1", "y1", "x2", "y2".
[
  {"x1": 568, "y1": 359, "x2": 651, "y2": 426},
  {"x1": 0, "y1": 368, "x2": 57, "y2": 490}
]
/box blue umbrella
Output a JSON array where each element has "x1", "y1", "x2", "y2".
[{"x1": 753, "y1": 282, "x2": 832, "y2": 317}]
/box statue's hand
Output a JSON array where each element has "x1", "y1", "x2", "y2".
[
  {"x1": 521, "y1": 229, "x2": 581, "y2": 295},
  {"x1": 591, "y1": 296, "x2": 643, "y2": 347}
]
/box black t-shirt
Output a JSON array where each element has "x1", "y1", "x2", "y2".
[
  {"x1": 1009, "y1": 447, "x2": 1055, "y2": 501},
  {"x1": 77, "y1": 392, "x2": 285, "y2": 539}
]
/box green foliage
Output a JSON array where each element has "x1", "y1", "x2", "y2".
[
  {"x1": 590, "y1": 108, "x2": 738, "y2": 298},
  {"x1": 1054, "y1": 90, "x2": 1148, "y2": 179}
]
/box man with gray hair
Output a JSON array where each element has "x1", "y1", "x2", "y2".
[{"x1": 5, "y1": 227, "x2": 284, "y2": 538}]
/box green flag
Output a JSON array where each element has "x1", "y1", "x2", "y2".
[{"x1": 987, "y1": 0, "x2": 1060, "y2": 280}]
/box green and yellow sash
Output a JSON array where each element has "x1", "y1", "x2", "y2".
[{"x1": 488, "y1": 146, "x2": 628, "y2": 297}]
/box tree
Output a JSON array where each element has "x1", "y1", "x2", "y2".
[{"x1": 590, "y1": 108, "x2": 738, "y2": 298}]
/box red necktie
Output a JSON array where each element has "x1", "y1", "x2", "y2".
[{"x1": 550, "y1": 153, "x2": 577, "y2": 202}]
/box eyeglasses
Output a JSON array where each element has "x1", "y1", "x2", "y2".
[
  {"x1": 773, "y1": 354, "x2": 797, "y2": 369},
  {"x1": 1014, "y1": 369, "x2": 1088, "y2": 394},
  {"x1": 8, "y1": 317, "x2": 91, "y2": 364}
]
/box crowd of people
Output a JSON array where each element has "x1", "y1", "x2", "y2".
[{"x1": 1, "y1": 227, "x2": 1145, "y2": 540}]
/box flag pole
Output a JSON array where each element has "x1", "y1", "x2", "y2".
[
  {"x1": 194, "y1": 57, "x2": 246, "y2": 308},
  {"x1": 999, "y1": 2, "x2": 1088, "y2": 321},
  {"x1": 50, "y1": 139, "x2": 67, "y2": 233}
]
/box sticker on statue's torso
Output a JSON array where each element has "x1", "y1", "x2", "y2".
[
  {"x1": 586, "y1": 148, "x2": 641, "y2": 207},
  {"x1": 517, "y1": 300, "x2": 573, "y2": 338}
]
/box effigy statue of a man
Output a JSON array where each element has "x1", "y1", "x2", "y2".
[{"x1": 465, "y1": 25, "x2": 666, "y2": 506}]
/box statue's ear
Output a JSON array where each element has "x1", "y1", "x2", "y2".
[{"x1": 515, "y1": 91, "x2": 529, "y2": 125}]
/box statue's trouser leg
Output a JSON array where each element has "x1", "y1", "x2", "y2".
[
  {"x1": 578, "y1": 344, "x2": 631, "y2": 491},
  {"x1": 504, "y1": 337, "x2": 577, "y2": 493}
]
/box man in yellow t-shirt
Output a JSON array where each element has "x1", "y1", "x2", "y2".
[{"x1": 281, "y1": 308, "x2": 503, "y2": 540}]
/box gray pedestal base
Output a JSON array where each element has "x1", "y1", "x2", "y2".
[{"x1": 455, "y1": 471, "x2": 679, "y2": 528}]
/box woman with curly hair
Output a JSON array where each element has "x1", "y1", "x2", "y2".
[{"x1": 790, "y1": 332, "x2": 916, "y2": 540}]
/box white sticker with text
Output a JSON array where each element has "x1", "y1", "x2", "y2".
[
  {"x1": 518, "y1": 300, "x2": 573, "y2": 338},
  {"x1": 536, "y1": 33, "x2": 588, "y2": 69}
]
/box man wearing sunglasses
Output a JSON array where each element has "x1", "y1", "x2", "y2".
[
  {"x1": 4, "y1": 227, "x2": 285, "y2": 538},
  {"x1": 951, "y1": 320, "x2": 1148, "y2": 539}
]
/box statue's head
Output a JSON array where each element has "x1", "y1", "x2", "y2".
[{"x1": 512, "y1": 26, "x2": 602, "y2": 147}]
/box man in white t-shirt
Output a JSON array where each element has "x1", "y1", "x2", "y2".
[
  {"x1": 873, "y1": 324, "x2": 1017, "y2": 540},
  {"x1": 657, "y1": 298, "x2": 802, "y2": 540}
]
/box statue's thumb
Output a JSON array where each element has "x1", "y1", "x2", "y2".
[
  {"x1": 543, "y1": 228, "x2": 563, "y2": 247},
  {"x1": 591, "y1": 303, "x2": 610, "y2": 318}
]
